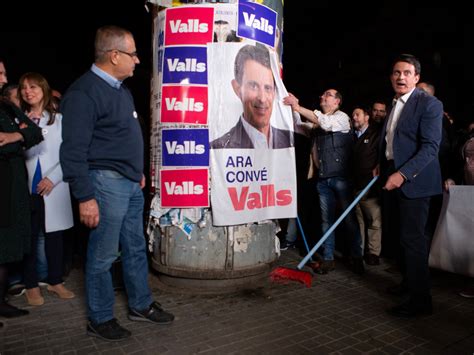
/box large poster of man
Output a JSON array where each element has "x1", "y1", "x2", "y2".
[{"x1": 208, "y1": 42, "x2": 297, "y2": 226}]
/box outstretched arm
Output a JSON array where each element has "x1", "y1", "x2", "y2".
[{"x1": 283, "y1": 93, "x2": 320, "y2": 127}]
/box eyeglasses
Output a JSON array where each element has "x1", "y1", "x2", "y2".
[
  {"x1": 320, "y1": 91, "x2": 336, "y2": 98},
  {"x1": 106, "y1": 49, "x2": 138, "y2": 58}
]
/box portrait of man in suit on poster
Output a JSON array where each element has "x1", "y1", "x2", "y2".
[{"x1": 210, "y1": 43, "x2": 292, "y2": 149}]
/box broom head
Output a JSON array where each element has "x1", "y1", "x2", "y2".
[{"x1": 269, "y1": 266, "x2": 312, "y2": 288}]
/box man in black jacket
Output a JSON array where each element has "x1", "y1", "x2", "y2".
[{"x1": 352, "y1": 106, "x2": 382, "y2": 266}]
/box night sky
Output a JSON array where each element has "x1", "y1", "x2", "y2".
[{"x1": 2, "y1": 2, "x2": 472, "y2": 127}]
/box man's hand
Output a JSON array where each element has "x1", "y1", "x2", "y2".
[
  {"x1": 372, "y1": 164, "x2": 380, "y2": 177},
  {"x1": 79, "y1": 199, "x2": 100, "y2": 228},
  {"x1": 283, "y1": 93, "x2": 300, "y2": 112},
  {"x1": 36, "y1": 177, "x2": 54, "y2": 196},
  {"x1": 0, "y1": 132, "x2": 23, "y2": 146},
  {"x1": 140, "y1": 175, "x2": 146, "y2": 189},
  {"x1": 383, "y1": 171, "x2": 405, "y2": 191}
]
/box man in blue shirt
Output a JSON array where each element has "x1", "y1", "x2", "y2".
[{"x1": 60, "y1": 25, "x2": 174, "y2": 342}]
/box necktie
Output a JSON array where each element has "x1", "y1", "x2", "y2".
[{"x1": 32, "y1": 159, "x2": 42, "y2": 194}]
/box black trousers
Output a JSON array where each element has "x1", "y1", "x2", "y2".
[
  {"x1": 382, "y1": 160, "x2": 432, "y2": 302},
  {"x1": 23, "y1": 194, "x2": 64, "y2": 288}
]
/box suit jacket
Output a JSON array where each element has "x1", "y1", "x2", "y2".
[
  {"x1": 210, "y1": 118, "x2": 292, "y2": 149},
  {"x1": 380, "y1": 88, "x2": 443, "y2": 198}
]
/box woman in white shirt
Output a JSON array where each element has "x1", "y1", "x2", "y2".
[{"x1": 19, "y1": 72, "x2": 74, "y2": 306}]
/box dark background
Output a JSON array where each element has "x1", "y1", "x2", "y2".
[{"x1": 1, "y1": 2, "x2": 473, "y2": 128}]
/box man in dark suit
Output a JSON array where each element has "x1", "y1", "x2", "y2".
[
  {"x1": 380, "y1": 54, "x2": 443, "y2": 318},
  {"x1": 210, "y1": 44, "x2": 292, "y2": 149}
]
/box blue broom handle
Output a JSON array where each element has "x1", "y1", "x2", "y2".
[
  {"x1": 296, "y1": 216, "x2": 311, "y2": 254},
  {"x1": 297, "y1": 175, "x2": 379, "y2": 270}
]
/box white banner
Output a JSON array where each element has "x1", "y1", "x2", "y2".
[{"x1": 429, "y1": 186, "x2": 474, "y2": 277}]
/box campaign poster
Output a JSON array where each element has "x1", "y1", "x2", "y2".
[
  {"x1": 161, "y1": 85, "x2": 208, "y2": 125},
  {"x1": 208, "y1": 42, "x2": 297, "y2": 226},
  {"x1": 160, "y1": 168, "x2": 209, "y2": 208},
  {"x1": 162, "y1": 128, "x2": 209, "y2": 167},
  {"x1": 162, "y1": 46, "x2": 208, "y2": 85},
  {"x1": 164, "y1": 6, "x2": 214, "y2": 46},
  {"x1": 237, "y1": 1, "x2": 277, "y2": 48}
]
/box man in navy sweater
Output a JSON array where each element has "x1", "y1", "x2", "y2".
[{"x1": 60, "y1": 25, "x2": 174, "y2": 342}]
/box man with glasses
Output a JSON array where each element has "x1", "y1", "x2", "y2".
[
  {"x1": 283, "y1": 89, "x2": 364, "y2": 275},
  {"x1": 60, "y1": 25, "x2": 174, "y2": 342}
]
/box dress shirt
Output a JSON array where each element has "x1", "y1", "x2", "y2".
[
  {"x1": 241, "y1": 116, "x2": 273, "y2": 149},
  {"x1": 385, "y1": 89, "x2": 415, "y2": 159},
  {"x1": 356, "y1": 125, "x2": 368, "y2": 138},
  {"x1": 91, "y1": 64, "x2": 122, "y2": 89},
  {"x1": 313, "y1": 109, "x2": 351, "y2": 133}
]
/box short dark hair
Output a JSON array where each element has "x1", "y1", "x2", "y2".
[
  {"x1": 352, "y1": 105, "x2": 370, "y2": 116},
  {"x1": 392, "y1": 53, "x2": 421, "y2": 75},
  {"x1": 2, "y1": 84, "x2": 18, "y2": 99},
  {"x1": 234, "y1": 44, "x2": 271, "y2": 84},
  {"x1": 372, "y1": 100, "x2": 387, "y2": 107},
  {"x1": 334, "y1": 90, "x2": 343, "y2": 106}
]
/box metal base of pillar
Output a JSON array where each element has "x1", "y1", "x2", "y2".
[{"x1": 151, "y1": 257, "x2": 273, "y2": 294}]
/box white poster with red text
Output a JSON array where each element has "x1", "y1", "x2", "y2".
[{"x1": 208, "y1": 43, "x2": 297, "y2": 226}]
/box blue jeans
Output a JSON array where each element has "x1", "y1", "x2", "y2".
[
  {"x1": 86, "y1": 170, "x2": 152, "y2": 324},
  {"x1": 316, "y1": 177, "x2": 363, "y2": 261},
  {"x1": 37, "y1": 231, "x2": 48, "y2": 282}
]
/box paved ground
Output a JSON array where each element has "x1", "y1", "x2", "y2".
[{"x1": 1, "y1": 249, "x2": 473, "y2": 354}]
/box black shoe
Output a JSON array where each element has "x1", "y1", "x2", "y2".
[
  {"x1": 387, "y1": 300, "x2": 433, "y2": 318},
  {"x1": 0, "y1": 303, "x2": 29, "y2": 318},
  {"x1": 386, "y1": 284, "x2": 409, "y2": 297},
  {"x1": 351, "y1": 257, "x2": 365, "y2": 275},
  {"x1": 315, "y1": 260, "x2": 335, "y2": 275},
  {"x1": 128, "y1": 301, "x2": 174, "y2": 325},
  {"x1": 364, "y1": 253, "x2": 380, "y2": 266},
  {"x1": 86, "y1": 318, "x2": 131, "y2": 342},
  {"x1": 384, "y1": 264, "x2": 401, "y2": 274},
  {"x1": 279, "y1": 240, "x2": 289, "y2": 251},
  {"x1": 7, "y1": 284, "x2": 26, "y2": 297}
]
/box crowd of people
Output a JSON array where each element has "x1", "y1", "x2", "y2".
[
  {"x1": 1, "y1": 26, "x2": 473, "y2": 341},
  {"x1": 0, "y1": 25, "x2": 173, "y2": 341},
  {"x1": 280, "y1": 54, "x2": 474, "y2": 318}
]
